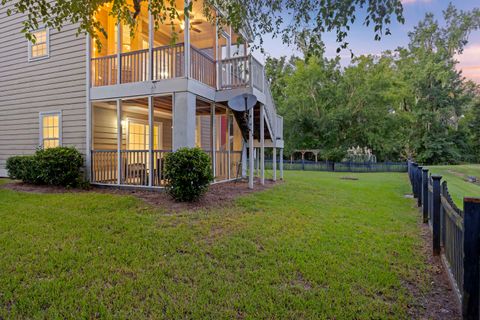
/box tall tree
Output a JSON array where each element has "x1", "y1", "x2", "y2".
[
  {"x1": 267, "y1": 4, "x2": 480, "y2": 164},
  {"x1": 400, "y1": 4, "x2": 480, "y2": 163}
]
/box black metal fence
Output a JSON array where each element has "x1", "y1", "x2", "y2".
[
  {"x1": 265, "y1": 160, "x2": 407, "y2": 172},
  {"x1": 408, "y1": 160, "x2": 480, "y2": 320}
]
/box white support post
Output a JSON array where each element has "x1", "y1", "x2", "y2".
[
  {"x1": 116, "y1": 99, "x2": 122, "y2": 185},
  {"x1": 148, "y1": 3, "x2": 154, "y2": 82},
  {"x1": 260, "y1": 104, "x2": 265, "y2": 185},
  {"x1": 227, "y1": 109, "x2": 231, "y2": 180},
  {"x1": 148, "y1": 96, "x2": 154, "y2": 187},
  {"x1": 280, "y1": 148, "x2": 284, "y2": 180},
  {"x1": 211, "y1": 103, "x2": 216, "y2": 180},
  {"x1": 248, "y1": 108, "x2": 254, "y2": 189},
  {"x1": 272, "y1": 147, "x2": 277, "y2": 182},
  {"x1": 241, "y1": 140, "x2": 247, "y2": 178},
  {"x1": 255, "y1": 148, "x2": 259, "y2": 176},
  {"x1": 215, "y1": 15, "x2": 219, "y2": 90},
  {"x1": 117, "y1": 21, "x2": 121, "y2": 84},
  {"x1": 86, "y1": 34, "x2": 92, "y2": 181},
  {"x1": 184, "y1": 0, "x2": 191, "y2": 78},
  {"x1": 172, "y1": 92, "x2": 196, "y2": 149}
]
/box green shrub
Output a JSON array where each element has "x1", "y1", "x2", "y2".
[
  {"x1": 6, "y1": 147, "x2": 84, "y2": 187},
  {"x1": 164, "y1": 147, "x2": 214, "y2": 202},
  {"x1": 35, "y1": 147, "x2": 84, "y2": 187},
  {"x1": 6, "y1": 155, "x2": 42, "y2": 184}
]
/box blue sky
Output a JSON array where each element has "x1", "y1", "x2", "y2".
[{"x1": 256, "y1": 0, "x2": 480, "y2": 83}]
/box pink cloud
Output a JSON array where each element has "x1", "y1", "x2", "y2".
[{"x1": 456, "y1": 44, "x2": 480, "y2": 84}]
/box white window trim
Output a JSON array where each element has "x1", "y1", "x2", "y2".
[
  {"x1": 28, "y1": 28, "x2": 50, "y2": 62},
  {"x1": 39, "y1": 111, "x2": 62, "y2": 148}
]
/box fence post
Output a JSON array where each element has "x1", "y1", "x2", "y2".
[
  {"x1": 412, "y1": 162, "x2": 418, "y2": 196},
  {"x1": 440, "y1": 181, "x2": 447, "y2": 248},
  {"x1": 417, "y1": 166, "x2": 423, "y2": 207},
  {"x1": 431, "y1": 175, "x2": 442, "y2": 256},
  {"x1": 422, "y1": 168, "x2": 429, "y2": 223},
  {"x1": 407, "y1": 160, "x2": 411, "y2": 182},
  {"x1": 462, "y1": 197, "x2": 480, "y2": 320}
]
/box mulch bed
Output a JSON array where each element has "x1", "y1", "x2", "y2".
[
  {"x1": 407, "y1": 209, "x2": 462, "y2": 319},
  {"x1": 1, "y1": 178, "x2": 279, "y2": 212},
  {"x1": 100, "y1": 178, "x2": 278, "y2": 212}
]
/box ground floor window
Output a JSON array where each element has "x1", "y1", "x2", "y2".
[{"x1": 40, "y1": 112, "x2": 61, "y2": 148}]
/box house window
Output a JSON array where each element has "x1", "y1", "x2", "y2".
[
  {"x1": 40, "y1": 112, "x2": 61, "y2": 148},
  {"x1": 29, "y1": 29, "x2": 49, "y2": 60}
]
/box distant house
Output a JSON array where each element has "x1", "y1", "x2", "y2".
[{"x1": 0, "y1": 0, "x2": 284, "y2": 188}]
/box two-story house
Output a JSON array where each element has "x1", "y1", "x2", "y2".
[{"x1": 0, "y1": 0, "x2": 284, "y2": 189}]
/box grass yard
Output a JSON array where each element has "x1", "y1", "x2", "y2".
[
  {"x1": 0, "y1": 172, "x2": 428, "y2": 319},
  {"x1": 428, "y1": 164, "x2": 480, "y2": 208}
]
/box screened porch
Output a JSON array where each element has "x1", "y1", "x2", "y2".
[{"x1": 90, "y1": 96, "x2": 244, "y2": 187}]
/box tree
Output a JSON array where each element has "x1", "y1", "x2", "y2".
[
  {"x1": 266, "y1": 4, "x2": 480, "y2": 164},
  {"x1": 398, "y1": 4, "x2": 480, "y2": 163},
  {"x1": 1, "y1": 0, "x2": 404, "y2": 51}
]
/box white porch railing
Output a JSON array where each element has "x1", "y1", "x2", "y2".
[
  {"x1": 250, "y1": 56, "x2": 264, "y2": 91},
  {"x1": 218, "y1": 56, "x2": 249, "y2": 89},
  {"x1": 191, "y1": 46, "x2": 216, "y2": 87},
  {"x1": 121, "y1": 49, "x2": 149, "y2": 84},
  {"x1": 91, "y1": 149, "x2": 244, "y2": 187},
  {"x1": 91, "y1": 150, "x2": 118, "y2": 184},
  {"x1": 152, "y1": 44, "x2": 185, "y2": 80},
  {"x1": 91, "y1": 150, "x2": 172, "y2": 187},
  {"x1": 217, "y1": 55, "x2": 265, "y2": 91},
  {"x1": 91, "y1": 54, "x2": 118, "y2": 87}
]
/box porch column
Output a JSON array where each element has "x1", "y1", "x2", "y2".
[
  {"x1": 260, "y1": 104, "x2": 265, "y2": 185},
  {"x1": 272, "y1": 147, "x2": 277, "y2": 182},
  {"x1": 184, "y1": 0, "x2": 191, "y2": 78},
  {"x1": 116, "y1": 21, "x2": 121, "y2": 84},
  {"x1": 280, "y1": 148, "x2": 284, "y2": 180},
  {"x1": 148, "y1": 3, "x2": 153, "y2": 81},
  {"x1": 86, "y1": 34, "x2": 92, "y2": 181},
  {"x1": 249, "y1": 108, "x2": 254, "y2": 189},
  {"x1": 241, "y1": 140, "x2": 247, "y2": 178},
  {"x1": 211, "y1": 103, "x2": 216, "y2": 179},
  {"x1": 227, "y1": 109, "x2": 231, "y2": 179},
  {"x1": 255, "y1": 148, "x2": 259, "y2": 177},
  {"x1": 148, "y1": 96, "x2": 154, "y2": 187},
  {"x1": 116, "y1": 99, "x2": 122, "y2": 185},
  {"x1": 173, "y1": 92, "x2": 196, "y2": 150}
]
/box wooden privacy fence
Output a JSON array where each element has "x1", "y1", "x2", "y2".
[
  {"x1": 408, "y1": 160, "x2": 480, "y2": 320},
  {"x1": 265, "y1": 160, "x2": 407, "y2": 173}
]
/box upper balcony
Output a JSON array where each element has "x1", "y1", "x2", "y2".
[
  {"x1": 89, "y1": 0, "x2": 265, "y2": 94},
  {"x1": 91, "y1": 43, "x2": 266, "y2": 92}
]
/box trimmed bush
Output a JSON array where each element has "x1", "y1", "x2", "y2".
[
  {"x1": 35, "y1": 147, "x2": 84, "y2": 187},
  {"x1": 6, "y1": 155, "x2": 42, "y2": 184},
  {"x1": 164, "y1": 147, "x2": 214, "y2": 202},
  {"x1": 6, "y1": 147, "x2": 84, "y2": 187}
]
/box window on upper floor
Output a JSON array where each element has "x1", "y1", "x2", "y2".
[
  {"x1": 28, "y1": 29, "x2": 49, "y2": 61},
  {"x1": 40, "y1": 112, "x2": 62, "y2": 149}
]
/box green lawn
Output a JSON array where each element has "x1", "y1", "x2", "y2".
[
  {"x1": 427, "y1": 164, "x2": 480, "y2": 208},
  {"x1": 0, "y1": 172, "x2": 428, "y2": 319}
]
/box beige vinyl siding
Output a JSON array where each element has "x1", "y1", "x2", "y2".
[
  {"x1": 0, "y1": 7, "x2": 86, "y2": 176},
  {"x1": 92, "y1": 107, "x2": 173, "y2": 151}
]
